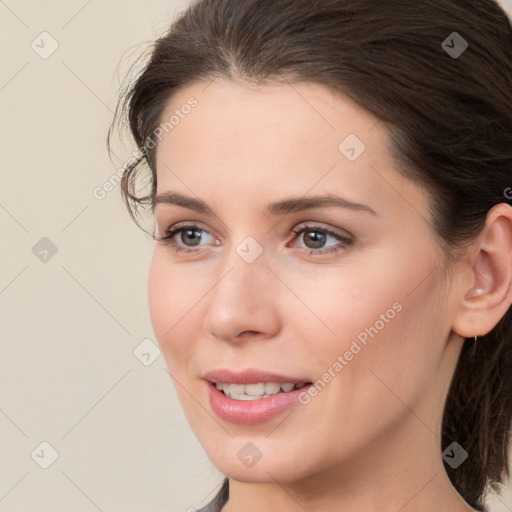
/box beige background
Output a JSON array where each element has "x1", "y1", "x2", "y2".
[{"x1": 1, "y1": 1, "x2": 511, "y2": 510}]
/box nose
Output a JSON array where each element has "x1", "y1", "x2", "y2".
[{"x1": 203, "y1": 249, "x2": 281, "y2": 343}]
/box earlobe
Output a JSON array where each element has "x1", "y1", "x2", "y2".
[{"x1": 452, "y1": 203, "x2": 512, "y2": 339}]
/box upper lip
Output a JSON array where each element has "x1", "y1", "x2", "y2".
[{"x1": 203, "y1": 368, "x2": 312, "y2": 385}]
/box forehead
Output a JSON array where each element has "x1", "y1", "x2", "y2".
[
  {"x1": 155, "y1": 78, "x2": 380, "y2": 161},
  {"x1": 153, "y1": 78, "x2": 430, "y2": 224},
  {"x1": 154, "y1": 78, "x2": 380, "y2": 179}
]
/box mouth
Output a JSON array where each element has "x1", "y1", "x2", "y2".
[
  {"x1": 206, "y1": 378, "x2": 315, "y2": 424},
  {"x1": 212, "y1": 381, "x2": 312, "y2": 401}
]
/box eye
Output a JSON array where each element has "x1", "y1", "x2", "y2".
[
  {"x1": 155, "y1": 222, "x2": 217, "y2": 253},
  {"x1": 290, "y1": 224, "x2": 353, "y2": 254},
  {"x1": 155, "y1": 221, "x2": 353, "y2": 256}
]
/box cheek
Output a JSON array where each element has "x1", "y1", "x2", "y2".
[
  {"x1": 147, "y1": 253, "x2": 189, "y2": 350},
  {"x1": 147, "y1": 254, "x2": 169, "y2": 338},
  {"x1": 282, "y1": 263, "x2": 404, "y2": 366},
  {"x1": 291, "y1": 248, "x2": 446, "y2": 406},
  {"x1": 147, "y1": 252, "x2": 210, "y2": 372}
]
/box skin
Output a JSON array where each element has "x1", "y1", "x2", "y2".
[{"x1": 147, "y1": 77, "x2": 512, "y2": 512}]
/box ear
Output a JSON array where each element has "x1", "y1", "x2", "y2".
[{"x1": 452, "y1": 203, "x2": 512, "y2": 339}]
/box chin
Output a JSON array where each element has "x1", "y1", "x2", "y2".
[{"x1": 204, "y1": 441, "x2": 316, "y2": 484}]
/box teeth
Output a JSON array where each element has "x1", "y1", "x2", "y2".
[
  {"x1": 245, "y1": 383, "x2": 266, "y2": 395},
  {"x1": 215, "y1": 381, "x2": 304, "y2": 400},
  {"x1": 265, "y1": 382, "x2": 281, "y2": 395}
]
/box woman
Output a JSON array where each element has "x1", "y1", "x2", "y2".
[{"x1": 108, "y1": 0, "x2": 512, "y2": 510}]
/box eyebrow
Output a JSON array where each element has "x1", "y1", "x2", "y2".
[{"x1": 153, "y1": 191, "x2": 377, "y2": 216}]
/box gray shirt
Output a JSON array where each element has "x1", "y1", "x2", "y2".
[
  {"x1": 195, "y1": 478, "x2": 487, "y2": 511},
  {"x1": 196, "y1": 478, "x2": 229, "y2": 512}
]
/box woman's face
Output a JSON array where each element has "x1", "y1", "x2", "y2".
[{"x1": 148, "y1": 78, "x2": 463, "y2": 484}]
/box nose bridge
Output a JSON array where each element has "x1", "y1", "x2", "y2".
[
  {"x1": 216, "y1": 233, "x2": 269, "y2": 296},
  {"x1": 203, "y1": 238, "x2": 279, "y2": 341},
  {"x1": 211, "y1": 239, "x2": 268, "y2": 312}
]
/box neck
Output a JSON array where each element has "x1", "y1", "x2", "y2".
[{"x1": 220, "y1": 412, "x2": 480, "y2": 512}]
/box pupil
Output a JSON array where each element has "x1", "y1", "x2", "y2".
[
  {"x1": 304, "y1": 230, "x2": 325, "y2": 249},
  {"x1": 182, "y1": 229, "x2": 202, "y2": 246}
]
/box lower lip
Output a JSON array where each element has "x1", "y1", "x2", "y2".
[{"x1": 206, "y1": 381, "x2": 313, "y2": 425}]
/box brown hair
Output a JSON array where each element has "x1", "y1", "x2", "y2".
[{"x1": 108, "y1": 0, "x2": 512, "y2": 507}]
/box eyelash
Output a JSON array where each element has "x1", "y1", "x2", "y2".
[{"x1": 155, "y1": 222, "x2": 353, "y2": 256}]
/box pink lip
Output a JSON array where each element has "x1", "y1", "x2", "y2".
[
  {"x1": 202, "y1": 368, "x2": 310, "y2": 385},
  {"x1": 204, "y1": 378, "x2": 314, "y2": 425},
  {"x1": 203, "y1": 368, "x2": 313, "y2": 424}
]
